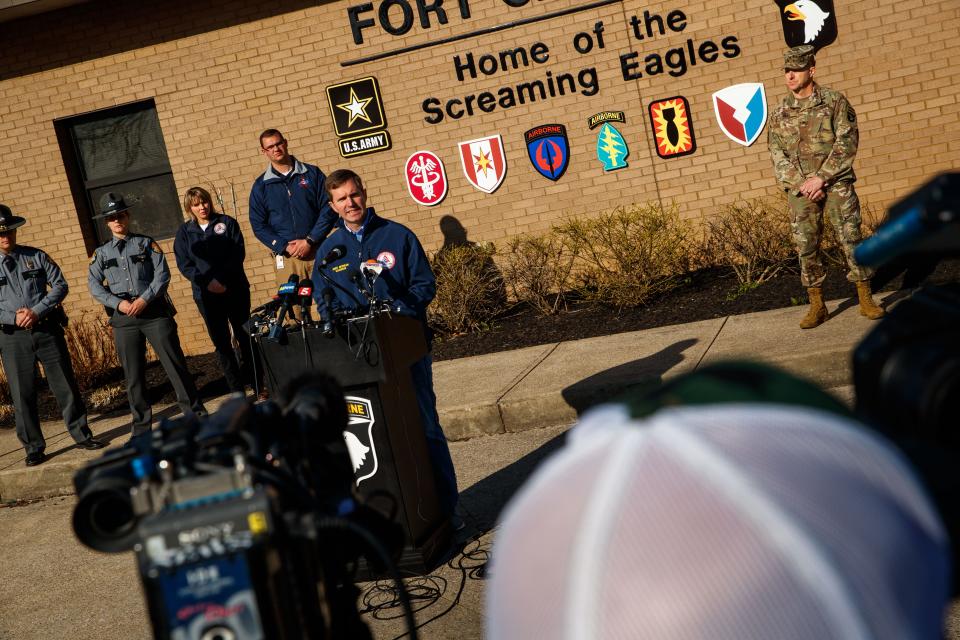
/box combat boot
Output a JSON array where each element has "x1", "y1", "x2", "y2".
[
  {"x1": 799, "y1": 287, "x2": 828, "y2": 329},
  {"x1": 856, "y1": 281, "x2": 885, "y2": 320}
]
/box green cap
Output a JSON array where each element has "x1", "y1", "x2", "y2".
[{"x1": 783, "y1": 44, "x2": 816, "y2": 71}]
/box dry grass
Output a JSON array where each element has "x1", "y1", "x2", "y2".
[
  {"x1": 702, "y1": 196, "x2": 796, "y2": 288},
  {"x1": 63, "y1": 311, "x2": 121, "y2": 390},
  {"x1": 553, "y1": 202, "x2": 691, "y2": 308},
  {"x1": 429, "y1": 242, "x2": 507, "y2": 336},
  {"x1": 86, "y1": 383, "x2": 126, "y2": 413},
  {"x1": 502, "y1": 234, "x2": 576, "y2": 315}
]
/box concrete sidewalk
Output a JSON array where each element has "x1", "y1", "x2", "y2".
[{"x1": 0, "y1": 298, "x2": 878, "y2": 502}]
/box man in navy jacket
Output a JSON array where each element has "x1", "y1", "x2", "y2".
[
  {"x1": 248, "y1": 129, "x2": 336, "y2": 288},
  {"x1": 313, "y1": 169, "x2": 459, "y2": 522}
]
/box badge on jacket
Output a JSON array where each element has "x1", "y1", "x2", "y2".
[{"x1": 214, "y1": 222, "x2": 227, "y2": 235}]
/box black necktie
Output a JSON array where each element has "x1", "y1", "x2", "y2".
[{"x1": 116, "y1": 239, "x2": 126, "y2": 255}]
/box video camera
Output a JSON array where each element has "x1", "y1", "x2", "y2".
[
  {"x1": 852, "y1": 172, "x2": 960, "y2": 579},
  {"x1": 72, "y1": 374, "x2": 416, "y2": 640}
]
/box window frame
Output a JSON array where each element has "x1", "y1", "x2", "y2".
[{"x1": 54, "y1": 99, "x2": 181, "y2": 252}]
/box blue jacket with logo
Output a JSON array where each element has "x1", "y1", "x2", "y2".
[
  {"x1": 312, "y1": 209, "x2": 435, "y2": 328},
  {"x1": 248, "y1": 159, "x2": 336, "y2": 254},
  {"x1": 173, "y1": 213, "x2": 249, "y2": 301}
]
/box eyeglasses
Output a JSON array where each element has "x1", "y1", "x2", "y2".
[{"x1": 263, "y1": 140, "x2": 287, "y2": 152}]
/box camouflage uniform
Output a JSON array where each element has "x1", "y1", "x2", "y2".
[{"x1": 768, "y1": 81, "x2": 873, "y2": 288}]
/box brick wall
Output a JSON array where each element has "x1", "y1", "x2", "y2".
[{"x1": 0, "y1": 0, "x2": 957, "y2": 354}]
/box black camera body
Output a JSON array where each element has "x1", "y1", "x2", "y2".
[
  {"x1": 852, "y1": 172, "x2": 960, "y2": 583},
  {"x1": 73, "y1": 377, "x2": 403, "y2": 639}
]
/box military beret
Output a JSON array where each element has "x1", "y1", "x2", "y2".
[{"x1": 783, "y1": 44, "x2": 816, "y2": 71}]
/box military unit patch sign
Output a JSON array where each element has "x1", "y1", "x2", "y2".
[
  {"x1": 648, "y1": 97, "x2": 696, "y2": 159},
  {"x1": 524, "y1": 124, "x2": 570, "y2": 182}
]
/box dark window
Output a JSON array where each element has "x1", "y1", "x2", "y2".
[{"x1": 55, "y1": 100, "x2": 181, "y2": 249}]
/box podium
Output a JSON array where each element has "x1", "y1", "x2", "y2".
[{"x1": 256, "y1": 315, "x2": 451, "y2": 575}]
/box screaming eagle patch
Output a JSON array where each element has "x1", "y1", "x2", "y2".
[{"x1": 343, "y1": 396, "x2": 379, "y2": 486}]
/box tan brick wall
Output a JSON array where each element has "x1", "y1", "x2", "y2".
[{"x1": 0, "y1": 0, "x2": 957, "y2": 355}]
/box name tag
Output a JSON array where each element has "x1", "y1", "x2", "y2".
[
  {"x1": 23, "y1": 269, "x2": 43, "y2": 279},
  {"x1": 104, "y1": 258, "x2": 119, "y2": 268},
  {"x1": 132, "y1": 253, "x2": 149, "y2": 264},
  {"x1": 0, "y1": 276, "x2": 7, "y2": 286}
]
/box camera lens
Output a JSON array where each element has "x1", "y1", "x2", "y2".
[
  {"x1": 73, "y1": 477, "x2": 139, "y2": 552},
  {"x1": 200, "y1": 627, "x2": 236, "y2": 640}
]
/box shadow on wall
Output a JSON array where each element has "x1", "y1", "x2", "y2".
[
  {"x1": 0, "y1": 0, "x2": 319, "y2": 82},
  {"x1": 439, "y1": 215, "x2": 469, "y2": 250}
]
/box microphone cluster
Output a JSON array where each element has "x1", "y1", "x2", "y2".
[
  {"x1": 249, "y1": 244, "x2": 404, "y2": 343},
  {"x1": 246, "y1": 274, "x2": 321, "y2": 343}
]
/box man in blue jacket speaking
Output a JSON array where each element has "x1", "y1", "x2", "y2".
[
  {"x1": 313, "y1": 169, "x2": 460, "y2": 523},
  {"x1": 248, "y1": 129, "x2": 337, "y2": 288}
]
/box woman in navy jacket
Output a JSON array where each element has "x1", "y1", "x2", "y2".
[{"x1": 174, "y1": 187, "x2": 263, "y2": 397}]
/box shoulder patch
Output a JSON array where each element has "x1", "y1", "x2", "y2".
[
  {"x1": 150, "y1": 241, "x2": 163, "y2": 254},
  {"x1": 847, "y1": 105, "x2": 856, "y2": 123},
  {"x1": 89, "y1": 250, "x2": 97, "y2": 265}
]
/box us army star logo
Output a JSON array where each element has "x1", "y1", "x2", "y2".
[
  {"x1": 337, "y1": 89, "x2": 372, "y2": 128},
  {"x1": 326, "y1": 77, "x2": 387, "y2": 137}
]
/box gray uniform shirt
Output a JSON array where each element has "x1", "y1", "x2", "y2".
[
  {"x1": 87, "y1": 234, "x2": 170, "y2": 311},
  {"x1": 0, "y1": 246, "x2": 67, "y2": 325}
]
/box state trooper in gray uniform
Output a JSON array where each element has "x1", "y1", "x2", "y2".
[
  {"x1": 87, "y1": 193, "x2": 206, "y2": 436},
  {"x1": 0, "y1": 204, "x2": 105, "y2": 466}
]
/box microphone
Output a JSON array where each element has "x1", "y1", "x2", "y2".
[
  {"x1": 250, "y1": 295, "x2": 281, "y2": 317},
  {"x1": 361, "y1": 259, "x2": 383, "y2": 283},
  {"x1": 268, "y1": 275, "x2": 300, "y2": 341},
  {"x1": 318, "y1": 245, "x2": 346, "y2": 268},
  {"x1": 297, "y1": 277, "x2": 314, "y2": 324},
  {"x1": 321, "y1": 287, "x2": 336, "y2": 337}
]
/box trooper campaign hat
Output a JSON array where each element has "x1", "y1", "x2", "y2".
[
  {"x1": 94, "y1": 192, "x2": 133, "y2": 219},
  {"x1": 0, "y1": 204, "x2": 27, "y2": 232},
  {"x1": 784, "y1": 44, "x2": 816, "y2": 70}
]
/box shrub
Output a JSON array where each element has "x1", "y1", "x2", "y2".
[
  {"x1": 63, "y1": 311, "x2": 121, "y2": 391},
  {"x1": 0, "y1": 362, "x2": 9, "y2": 405},
  {"x1": 553, "y1": 202, "x2": 691, "y2": 308},
  {"x1": 502, "y1": 233, "x2": 576, "y2": 315},
  {"x1": 429, "y1": 242, "x2": 506, "y2": 336},
  {"x1": 703, "y1": 196, "x2": 795, "y2": 287}
]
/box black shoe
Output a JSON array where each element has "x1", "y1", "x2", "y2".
[
  {"x1": 76, "y1": 438, "x2": 106, "y2": 450},
  {"x1": 25, "y1": 451, "x2": 45, "y2": 466}
]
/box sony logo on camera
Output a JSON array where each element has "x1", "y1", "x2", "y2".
[{"x1": 177, "y1": 522, "x2": 236, "y2": 547}]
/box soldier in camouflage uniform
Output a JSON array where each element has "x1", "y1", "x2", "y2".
[{"x1": 768, "y1": 45, "x2": 884, "y2": 329}]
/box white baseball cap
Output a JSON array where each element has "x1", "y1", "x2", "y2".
[{"x1": 487, "y1": 403, "x2": 950, "y2": 640}]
